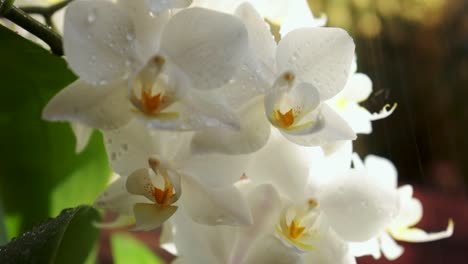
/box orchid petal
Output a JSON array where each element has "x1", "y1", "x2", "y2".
[
  {"x1": 160, "y1": 222, "x2": 177, "y2": 254},
  {"x1": 126, "y1": 168, "x2": 156, "y2": 201},
  {"x1": 390, "y1": 185, "x2": 422, "y2": 228},
  {"x1": 230, "y1": 184, "x2": 282, "y2": 264},
  {"x1": 380, "y1": 232, "x2": 404, "y2": 260},
  {"x1": 308, "y1": 141, "x2": 352, "y2": 190},
  {"x1": 103, "y1": 120, "x2": 192, "y2": 176},
  {"x1": 246, "y1": 129, "x2": 313, "y2": 200},
  {"x1": 64, "y1": 0, "x2": 136, "y2": 84},
  {"x1": 303, "y1": 226, "x2": 356, "y2": 264},
  {"x1": 390, "y1": 220, "x2": 454, "y2": 243},
  {"x1": 160, "y1": 7, "x2": 249, "y2": 90},
  {"x1": 243, "y1": 235, "x2": 301, "y2": 264},
  {"x1": 172, "y1": 210, "x2": 234, "y2": 263},
  {"x1": 133, "y1": 203, "x2": 178, "y2": 231},
  {"x1": 341, "y1": 73, "x2": 373, "y2": 103},
  {"x1": 190, "y1": 98, "x2": 271, "y2": 155},
  {"x1": 70, "y1": 123, "x2": 93, "y2": 153},
  {"x1": 42, "y1": 79, "x2": 132, "y2": 130},
  {"x1": 116, "y1": 0, "x2": 172, "y2": 59},
  {"x1": 235, "y1": 2, "x2": 276, "y2": 69},
  {"x1": 365, "y1": 155, "x2": 398, "y2": 189},
  {"x1": 181, "y1": 90, "x2": 241, "y2": 131},
  {"x1": 103, "y1": 120, "x2": 154, "y2": 176},
  {"x1": 319, "y1": 170, "x2": 400, "y2": 242},
  {"x1": 350, "y1": 238, "x2": 382, "y2": 259},
  {"x1": 370, "y1": 103, "x2": 397, "y2": 121},
  {"x1": 94, "y1": 176, "x2": 148, "y2": 215},
  {"x1": 180, "y1": 152, "x2": 250, "y2": 187},
  {"x1": 265, "y1": 79, "x2": 321, "y2": 128},
  {"x1": 330, "y1": 102, "x2": 373, "y2": 134},
  {"x1": 179, "y1": 175, "x2": 252, "y2": 226},
  {"x1": 277, "y1": 27, "x2": 355, "y2": 100},
  {"x1": 281, "y1": 104, "x2": 356, "y2": 146}
]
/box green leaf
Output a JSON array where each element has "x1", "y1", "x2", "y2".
[
  {"x1": 0, "y1": 199, "x2": 7, "y2": 245},
  {"x1": 111, "y1": 234, "x2": 164, "y2": 264},
  {"x1": 0, "y1": 206, "x2": 100, "y2": 264},
  {"x1": 0, "y1": 25, "x2": 111, "y2": 237}
]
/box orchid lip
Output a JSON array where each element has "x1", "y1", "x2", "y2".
[
  {"x1": 276, "y1": 200, "x2": 321, "y2": 252},
  {"x1": 129, "y1": 55, "x2": 180, "y2": 119}
]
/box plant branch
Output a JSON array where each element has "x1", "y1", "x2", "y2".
[
  {"x1": 20, "y1": 0, "x2": 72, "y2": 18},
  {"x1": 20, "y1": 0, "x2": 72, "y2": 31},
  {"x1": 1, "y1": 4, "x2": 64, "y2": 56}
]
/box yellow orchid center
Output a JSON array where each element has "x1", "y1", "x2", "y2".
[
  {"x1": 276, "y1": 199, "x2": 320, "y2": 251},
  {"x1": 141, "y1": 91, "x2": 171, "y2": 115},
  {"x1": 288, "y1": 219, "x2": 306, "y2": 239},
  {"x1": 130, "y1": 56, "x2": 179, "y2": 119},
  {"x1": 147, "y1": 158, "x2": 177, "y2": 207},
  {"x1": 151, "y1": 185, "x2": 175, "y2": 206},
  {"x1": 274, "y1": 109, "x2": 295, "y2": 128}
]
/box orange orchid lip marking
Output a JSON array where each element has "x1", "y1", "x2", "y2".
[
  {"x1": 273, "y1": 109, "x2": 295, "y2": 128},
  {"x1": 147, "y1": 158, "x2": 176, "y2": 206},
  {"x1": 141, "y1": 90, "x2": 164, "y2": 114},
  {"x1": 152, "y1": 185, "x2": 175, "y2": 206},
  {"x1": 288, "y1": 219, "x2": 306, "y2": 239}
]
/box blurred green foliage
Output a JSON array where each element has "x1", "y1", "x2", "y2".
[
  {"x1": 0, "y1": 24, "x2": 111, "y2": 241},
  {"x1": 112, "y1": 234, "x2": 164, "y2": 264}
]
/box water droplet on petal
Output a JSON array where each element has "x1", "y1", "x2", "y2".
[
  {"x1": 87, "y1": 9, "x2": 96, "y2": 23},
  {"x1": 126, "y1": 33, "x2": 134, "y2": 41}
]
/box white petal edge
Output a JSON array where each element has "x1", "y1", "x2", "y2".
[
  {"x1": 319, "y1": 169, "x2": 400, "y2": 242},
  {"x1": 190, "y1": 98, "x2": 271, "y2": 155},
  {"x1": 179, "y1": 175, "x2": 252, "y2": 226},
  {"x1": 390, "y1": 219, "x2": 454, "y2": 243},
  {"x1": 277, "y1": 27, "x2": 355, "y2": 100},
  {"x1": 42, "y1": 79, "x2": 132, "y2": 130},
  {"x1": 132, "y1": 203, "x2": 178, "y2": 231},
  {"x1": 64, "y1": 0, "x2": 136, "y2": 84},
  {"x1": 281, "y1": 104, "x2": 356, "y2": 146},
  {"x1": 70, "y1": 122, "x2": 93, "y2": 153}
]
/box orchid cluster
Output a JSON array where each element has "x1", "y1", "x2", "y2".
[{"x1": 42, "y1": 0, "x2": 453, "y2": 263}]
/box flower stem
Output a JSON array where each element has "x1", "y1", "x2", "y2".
[
  {"x1": 20, "y1": 0, "x2": 72, "y2": 30},
  {"x1": 0, "y1": 0, "x2": 66, "y2": 56}
]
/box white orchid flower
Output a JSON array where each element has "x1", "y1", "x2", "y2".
[
  {"x1": 350, "y1": 155, "x2": 454, "y2": 260},
  {"x1": 242, "y1": 130, "x2": 398, "y2": 259},
  {"x1": 191, "y1": 3, "x2": 356, "y2": 155},
  {"x1": 43, "y1": 0, "x2": 249, "y2": 132},
  {"x1": 167, "y1": 180, "x2": 356, "y2": 264},
  {"x1": 267, "y1": 18, "x2": 358, "y2": 146},
  {"x1": 170, "y1": 183, "x2": 303, "y2": 264},
  {"x1": 95, "y1": 120, "x2": 253, "y2": 230},
  {"x1": 327, "y1": 58, "x2": 397, "y2": 134}
]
